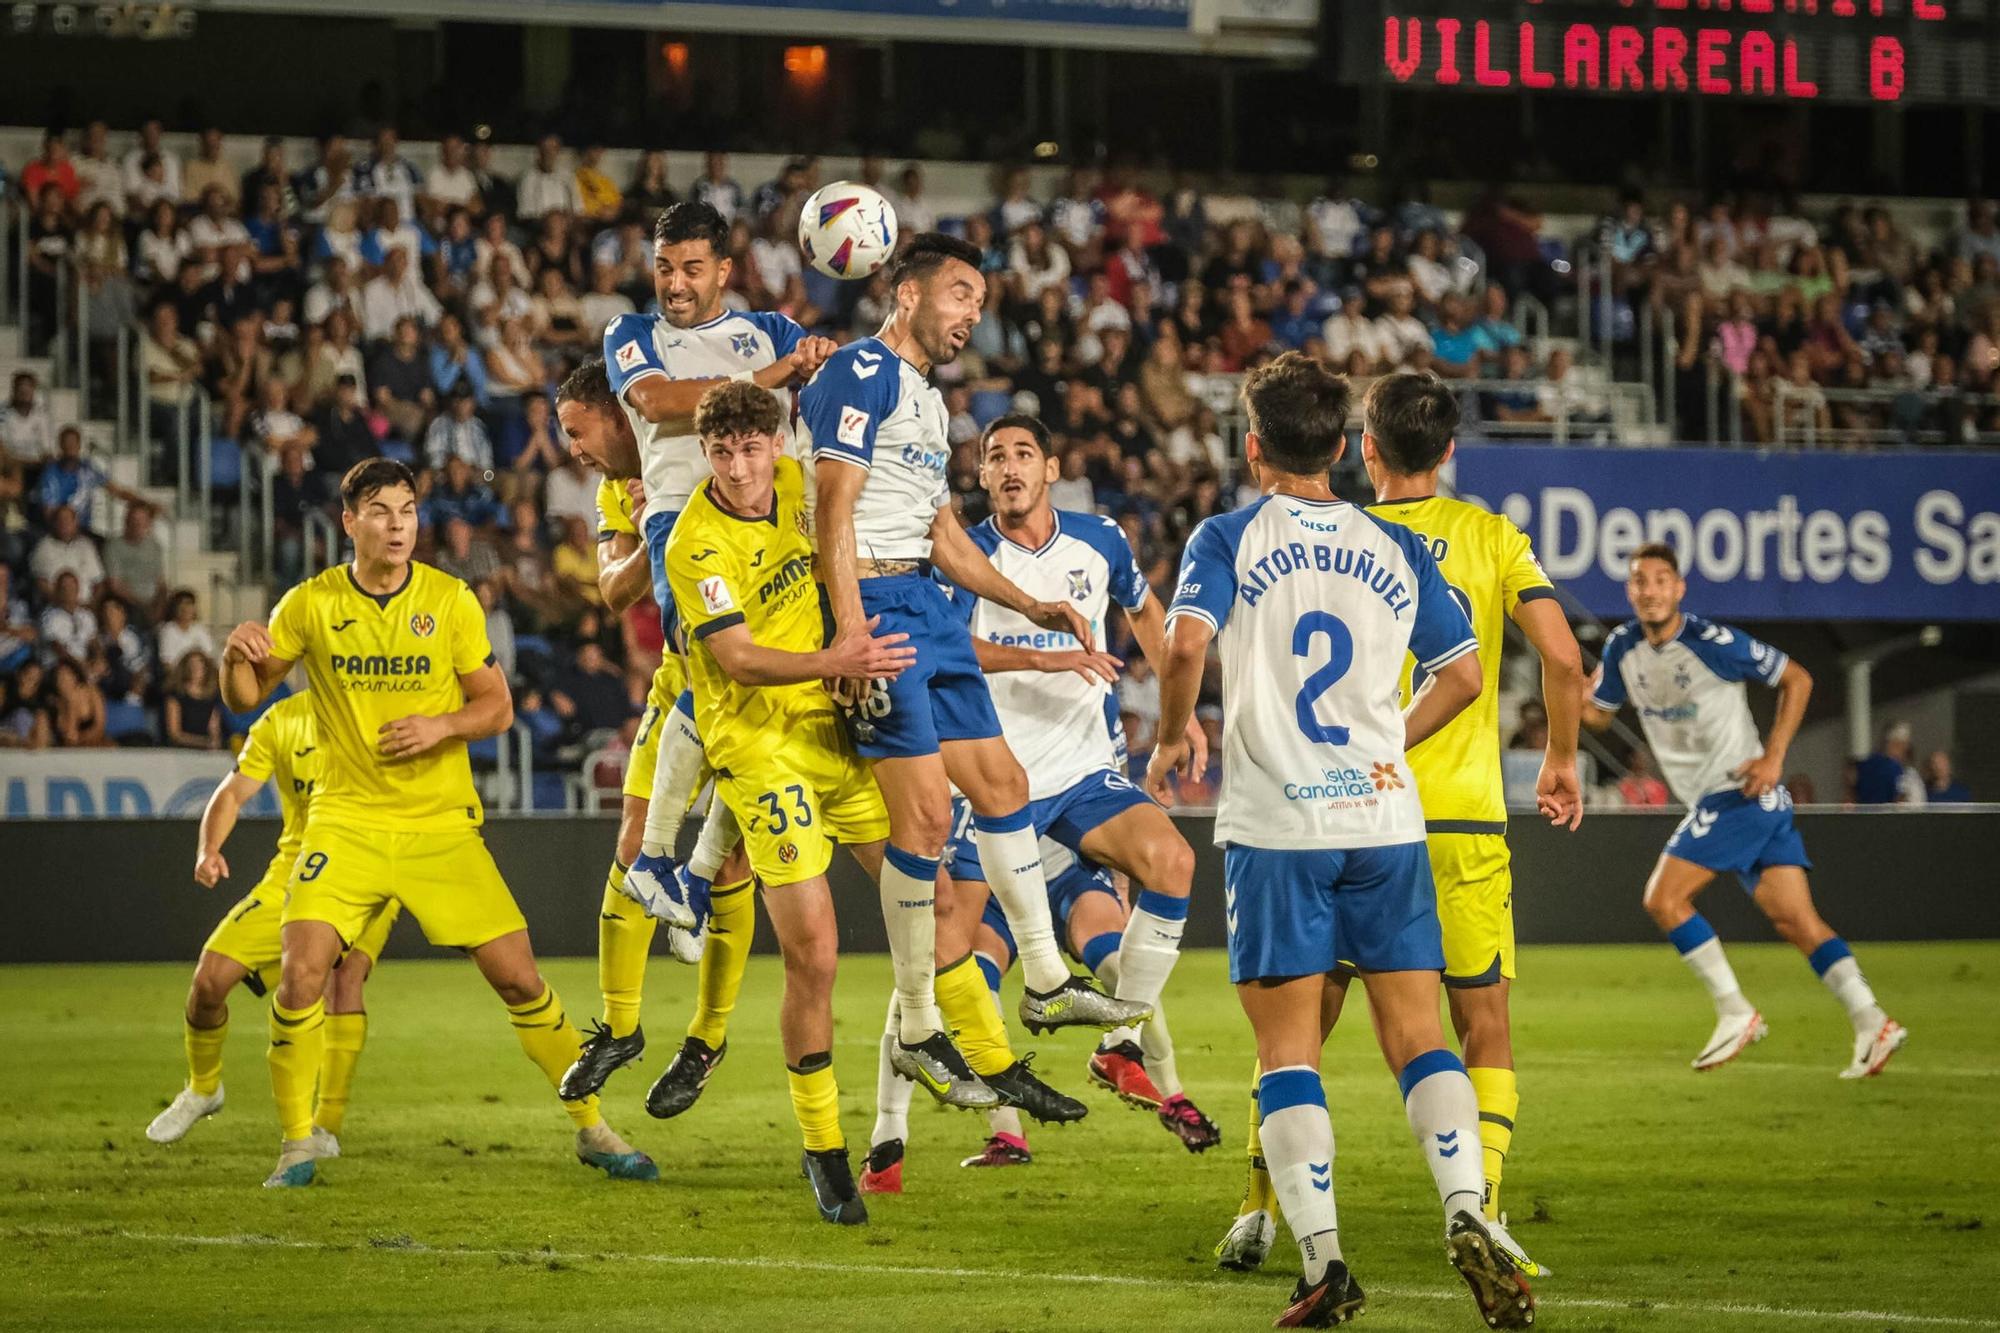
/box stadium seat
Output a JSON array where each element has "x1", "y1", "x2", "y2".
[
  {"x1": 103, "y1": 700, "x2": 152, "y2": 741},
  {"x1": 205, "y1": 437, "x2": 242, "y2": 493}
]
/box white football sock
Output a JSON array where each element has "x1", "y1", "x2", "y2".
[
  {"x1": 640, "y1": 693, "x2": 706, "y2": 858},
  {"x1": 1112, "y1": 888, "x2": 1185, "y2": 1017},
  {"x1": 685, "y1": 800, "x2": 741, "y2": 884},
  {"x1": 1398, "y1": 1050, "x2": 1486, "y2": 1223},
  {"x1": 1138, "y1": 1000, "x2": 1182, "y2": 1098},
  {"x1": 870, "y1": 992, "x2": 913, "y2": 1148},
  {"x1": 1669, "y1": 914, "x2": 1754, "y2": 1017},
  {"x1": 878, "y1": 846, "x2": 943, "y2": 1042},
  {"x1": 1258, "y1": 1066, "x2": 1341, "y2": 1283},
  {"x1": 973, "y1": 815, "x2": 1070, "y2": 994},
  {"x1": 1814, "y1": 942, "x2": 1888, "y2": 1035}
]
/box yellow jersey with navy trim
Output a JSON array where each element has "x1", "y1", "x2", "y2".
[
  {"x1": 1366, "y1": 494, "x2": 1555, "y2": 827},
  {"x1": 267, "y1": 561, "x2": 495, "y2": 831},
  {"x1": 596, "y1": 475, "x2": 639, "y2": 544},
  {"x1": 665, "y1": 456, "x2": 824, "y2": 774},
  {"x1": 231, "y1": 690, "x2": 320, "y2": 863}
]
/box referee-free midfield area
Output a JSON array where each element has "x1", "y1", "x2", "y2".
[{"x1": 2, "y1": 944, "x2": 1992, "y2": 1331}]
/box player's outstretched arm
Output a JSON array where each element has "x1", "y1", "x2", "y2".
[
  {"x1": 1733, "y1": 658, "x2": 1812, "y2": 799},
  {"x1": 929, "y1": 509, "x2": 1093, "y2": 649},
  {"x1": 971, "y1": 635, "x2": 1122, "y2": 685},
  {"x1": 621, "y1": 338, "x2": 837, "y2": 429},
  {"x1": 219, "y1": 620, "x2": 294, "y2": 713},
  {"x1": 1143, "y1": 613, "x2": 1213, "y2": 804},
  {"x1": 1404, "y1": 650, "x2": 1482, "y2": 752},
  {"x1": 377, "y1": 662, "x2": 515, "y2": 760},
  {"x1": 1514, "y1": 597, "x2": 1586, "y2": 830},
  {"x1": 704, "y1": 617, "x2": 914, "y2": 688},
  {"x1": 193, "y1": 770, "x2": 263, "y2": 889},
  {"x1": 597, "y1": 531, "x2": 652, "y2": 615}
]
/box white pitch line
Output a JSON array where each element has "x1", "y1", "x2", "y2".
[
  {"x1": 1527, "y1": 1052, "x2": 1998, "y2": 1079},
  {"x1": 12, "y1": 1226, "x2": 1994, "y2": 1329}
]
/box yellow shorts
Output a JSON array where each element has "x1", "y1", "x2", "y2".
[
  {"x1": 718, "y1": 713, "x2": 889, "y2": 886},
  {"x1": 623, "y1": 654, "x2": 688, "y2": 801},
  {"x1": 205, "y1": 853, "x2": 399, "y2": 982},
  {"x1": 283, "y1": 822, "x2": 526, "y2": 951},
  {"x1": 1430, "y1": 831, "x2": 1514, "y2": 987}
]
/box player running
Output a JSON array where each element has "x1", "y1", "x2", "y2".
[
  {"x1": 601, "y1": 201, "x2": 836, "y2": 935},
  {"x1": 220, "y1": 458, "x2": 658, "y2": 1188},
  {"x1": 1148, "y1": 353, "x2": 1532, "y2": 1330},
  {"x1": 1584, "y1": 543, "x2": 1907, "y2": 1078},
  {"x1": 1217, "y1": 371, "x2": 1585, "y2": 1281},
  {"x1": 800, "y1": 234, "x2": 1150, "y2": 1106},
  {"x1": 552, "y1": 357, "x2": 756, "y2": 1113},
  {"x1": 664, "y1": 381, "x2": 919, "y2": 1223},
  {"x1": 146, "y1": 691, "x2": 396, "y2": 1155}
]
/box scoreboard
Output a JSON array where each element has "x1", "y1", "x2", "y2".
[{"x1": 1343, "y1": 0, "x2": 1998, "y2": 103}]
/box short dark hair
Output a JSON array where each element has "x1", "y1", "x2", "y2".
[
  {"x1": 341, "y1": 458, "x2": 417, "y2": 512},
  {"x1": 694, "y1": 380, "x2": 784, "y2": 441},
  {"x1": 556, "y1": 356, "x2": 617, "y2": 414},
  {"x1": 653, "y1": 201, "x2": 729, "y2": 256},
  {"x1": 888, "y1": 232, "x2": 983, "y2": 292},
  {"x1": 1362, "y1": 371, "x2": 1459, "y2": 475},
  {"x1": 979, "y1": 413, "x2": 1053, "y2": 456},
  {"x1": 1631, "y1": 541, "x2": 1680, "y2": 574},
  {"x1": 1240, "y1": 351, "x2": 1351, "y2": 475}
]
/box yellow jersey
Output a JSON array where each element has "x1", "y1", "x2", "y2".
[
  {"x1": 665, "y1": 456, "x2": 825, "y2": 774},
  {"x1": 596, "y1": 475, "x2": 639, "y2": 543},
  {"x1": 267, "y1": 561, "x2": 495, "y2": 832},
  {"x1": 232, "y1": 690, "x2": 320, "y2": 862},
  {"x1": 1366, "y1": 494, "x2": 1554, "y2": 828}
]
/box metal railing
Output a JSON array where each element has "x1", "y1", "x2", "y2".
[
  {"x1": 11, "y1": 201, "x2": 25, "y2": 343},
  {"x1": 1572, "y1": 243, "x2": 1614, "y2": 369},
  {"x1": 1703, "y1": 362, "x2": 1748, "y2": 446},
  {"x1": 1451, "y1": 376, "x2": 1658, "y2": 444},
  {"x1": 1770, "y1": 380, "x2": 2000, "y2": 449}
]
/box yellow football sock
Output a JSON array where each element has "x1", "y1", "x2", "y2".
[
  {"x1": 598, "y1": 863, "x2": 656, "y2": 1039},
  {"x1": 508, "y1": 984, "x2": 602, "y2": 1130},
  {"x1": 936, "y1": 953, "x2": 1015, "y2": 1077},
  {"x1": 267, "y1": 997, "x2": 325, "y2": 1143},
  {"x1": 786, "y1": 1053, "x2": 844, "y2": 1152},
  {"x1": 185, "y1": 1015, "x2": 227, "y2": 1096},
  {"x1": 1469, "y1": 1066, "x2": 1518, "y2": 1220},
  {"x1": 1242, "y1": 1059, "x2": 1277, "y2": 1217},
  {"x1": 687, "y1": 877, "x2": 755, "y2": 1048},
  {"x1": 314, "y1": 1012, "x2": 367, "y2": 1135}
]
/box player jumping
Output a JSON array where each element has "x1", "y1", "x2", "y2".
[
  {"x1": 1147, "y1": 353, "x2": 1532, "y2": 1329},
  {"x1": 221, "y1": 459, "x2": 657, "y2": 1188},
  {"x1": 146, "y1": 691, "x2": 397, "y2": 1157},
  {"x1": 800, "y1": 234, "x2": 1150, "y2": 1107},
  {"x1": 1584, "y1": 543, "x2": 1907, "y2": 1078}
]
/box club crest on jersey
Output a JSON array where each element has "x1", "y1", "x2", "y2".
[
  {"x1": 1066, "y1": 569, "x2": 1092, "y2": 601},
  {"x1": 730, "y1": 330, "x2": 758, "y2": 359},
  {"x1": 778, "y1": 841, "x2": 799, "y2": 865},
  {"x1": 408, "y1": 612, "x2": 436, "y2": 638},
  {"x1": 613, "y1": 339, "x2": 647, "y2": 373}
]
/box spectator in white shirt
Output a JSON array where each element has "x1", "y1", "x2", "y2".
[
  {"x1": 893, "y1": 164, "x2": 937, "y2": 234},
  {"x1": 181, "y1": 127, "x2": 239, "y2": 213},
  {"x1": 690, "y1": 152, "x2": 743, "y2": 221},
  {"x1": 354, "y1": 126, "x2": 423, "y2": 218},
  {"x1": 424, "y1": 385, "x2": 495, "y2": 471},
  {"x1": 155, "y1": 589, "x2": 217, "y2": 672},
  {"x1": 1, "y1": 372, "x2": 54, "y2": 467},
  {"x1": 1322, "y1": 300, "x2": 1388, "y2": 374},
  {"x1": 1373, "y1": 288, "x2": 1435, "y2": 369},
  {"x1": 361, "y1": 247, "x2": 443, "y2": 341},
  {"x1": 29, "y1": 506, "x2": 106, "y2": 602},
  {"x1": 1007, "y1": 220, "x2": 1072, "y2": 305},
  {"x1": 298, "y1": 133, "x2": 356, "y2": 224},
  {"x1": 121, "y1": 118, "x2": 182, "y2": 206},
  {"x1": 39, "y1": 572, "x2": 97, "y2": 663},
  {"x1": 473, "y1": 211, "x2": 528, "y2": 281},
  {"x1": 185, "y1": 186, "x2": 251, "y2": 278},
  {"x1": 303, "y1": 254, "x2": 360, "y2": 327},
  {"x1": 516, "y1": 134, "x2": 582, "y2": 220},
  {"x1": 578, "y1": 262, "x2": 636, "y2": 338},
  {"x1": 424, "y1": 131, "x2": 480, "y2": 211},
  {"x1": 74, "y1": 121, "x2": 125, "y2": 217},
  {"x1": 542, "y1": 454, "x2": 597, "y2": 530},
  {"x1": 364, "y1": 196, "x2": 427, "y2": 270}
]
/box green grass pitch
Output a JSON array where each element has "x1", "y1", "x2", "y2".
[{"x1": 3, "y1": 943, "x2": 1994, "y2": 1331}]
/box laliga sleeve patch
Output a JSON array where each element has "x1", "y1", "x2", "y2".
[
  {"x1": 698, "y1": 575, "x2": 736, "y2": 614},
  {"x1": 837, "y1": 407, "x2": 870, "y2": 448},
  {"x1": 614, "y1": 340, "x2": 647, "y2": 373}
]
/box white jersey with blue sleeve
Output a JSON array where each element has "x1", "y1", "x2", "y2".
[
  {"x1": 1168, "y1": 496, "x2": 1477, "y2": 851},
  {"x1": 1591, "y1": 614, "x2": 1788, "y2": 806},
  {"x1": 958, "y1": 510, "x2": 1151, "y2": 800},
  {"x1": 796, "y1": 337, "x2": 950, "y2": 561},
  {"x1": 602, "y1": 309, "x2": 804, "y2": 514}
]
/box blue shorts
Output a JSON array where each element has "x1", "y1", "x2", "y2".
[
  {"x1": 1223, "y1": 841, "x2": 1444, "y2": 984},
  {"x1": 1664, "y1": 787, "x2": 1812, "y2": 892},
  {"x1": 976, "y1": 861, "x2": 1118, "y2": 965},
  {"x1": 836, "y1": 574, "x2": 1000, "y2": 759},
  {"x1": 643, "y1": 507, "x2": 684, "y2": 643},
  {"x1": 943, "y1": 770, "x2": 1155, "y2": 882}
]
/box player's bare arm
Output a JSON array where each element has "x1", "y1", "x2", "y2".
[
  {"x1": 929, "y1": 509, "x2": 1092, "y2": 649},
  {"x1": 1513, "y1": 596, "x2": 1587, "y2": 830},
  {"x1": 378, "y1": 661, "x2": 514, "y2": 760},
  {"x1": 1117, "y1": 586, "x2": 1209, "y2": 780},
  {"x1": 1734, "y1": 657, "x2": 1811, "y2": 799},
  {"x1": 705, "y1": 615, "x2": 915, "y2": 687},
  {"x1": 1404, "y1": 650, "x2": 1483, "y2": 751},
  {"x1": 623, "y1": 338, "x2": 838, "y2": 431},
  {"x1": 597, "y1": 531, "x2": 652, "y2": 614},
  {"x1": 1143, "y1": 612, "x2": 1214, "y2": 803},
  {"x1": 219, "y1": 620, "x2": 294, "y2": 712},
  {"x1": 970, "y1": 635, "x2": 1122, "y2": 685},
  {"x1": 193, "y1": 770, "x2": 263, "y2": 888}
]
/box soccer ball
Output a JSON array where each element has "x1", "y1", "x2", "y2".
[{"x1": 798, "y1": 182, "x2": 898, "y2": 280}]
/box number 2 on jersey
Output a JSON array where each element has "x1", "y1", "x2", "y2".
[{"x1": 1292, "y1": 611, "x2": 1353, "y2": 746}]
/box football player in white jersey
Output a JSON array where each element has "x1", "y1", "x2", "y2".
[
  {"x1": 1584, "y1": 543, "x2": 1906, "y2": 1078},
  {"x1": 603, "y1": 202, "x2": 837, "y2": 938},
  {"x1": 800, "y1": 234, "x2": 1151, "y2": 1109},
  {"x1": 1148, "y1": 352, "x2": 1532, "y2": 1330}
]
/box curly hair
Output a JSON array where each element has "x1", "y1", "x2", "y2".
[{"x1": 694, "y1": 379, "x2": 784, "y2": 441}]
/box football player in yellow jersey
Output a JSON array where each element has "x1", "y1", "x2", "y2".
[
  {"x1": 219, "y1": 458, "x2": 658, "y2": 1189},
  {"x1": 666, "y1": 380, "x2": 922, "y2": 1224},
  {"x1": 551, "y1": 358, "x2": 756, "y2": 1109},
  {"x1": 1216, "y1": 371, "x2": 1585, "y2": 1281},
  {"x1": 145, "y1": 691, "x2": 398, "y2": 1153}
]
